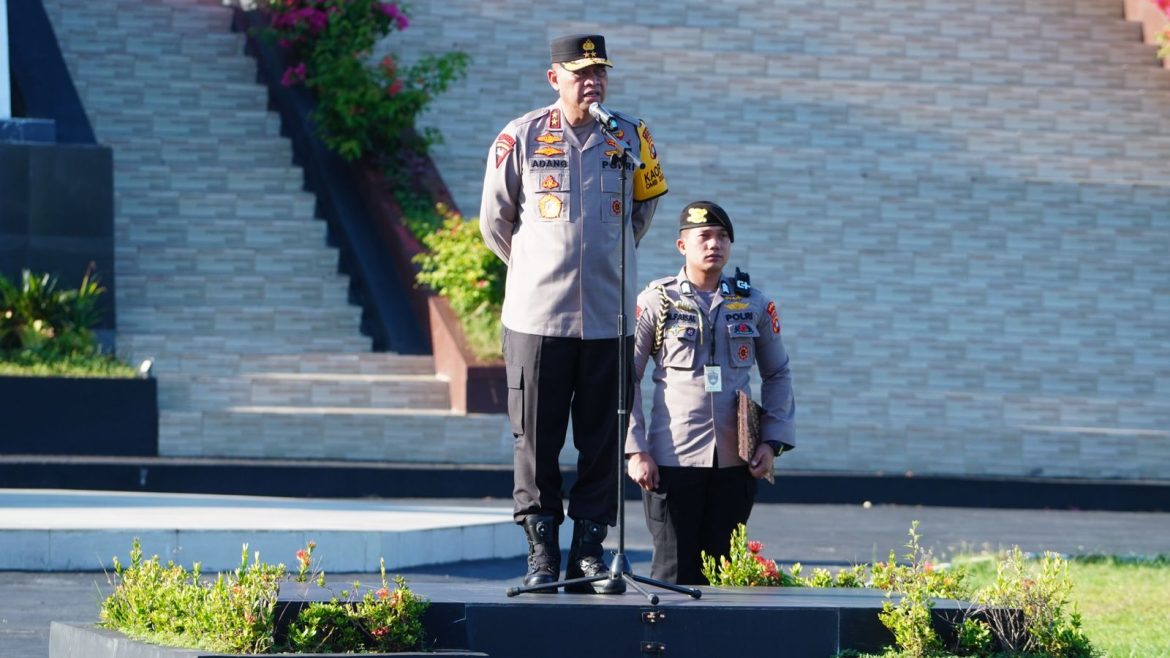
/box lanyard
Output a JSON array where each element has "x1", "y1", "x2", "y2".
[{"x1": 681, "y1": 279, "x2": 730, "y2": 366}]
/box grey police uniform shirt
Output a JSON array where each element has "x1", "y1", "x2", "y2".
[
  {"x1": 479, "y1": 101, "x2": 665, "y2": 339},
  {"x1": 625, "y1": 269, "x2": 796, "y2": 468}
]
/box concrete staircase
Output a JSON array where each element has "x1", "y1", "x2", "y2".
[
  {"x1": 41, "y1": 0, "x2": 508, "y2": 463},
  {"x1": 398, "y1": 0, "x2": 1170, "y2": 479}
]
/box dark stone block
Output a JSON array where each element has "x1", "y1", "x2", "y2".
[
  {"x1": 0, "y1": 141, "x2": 116, "y2": 330},
  {"x1": 0, "y1": 376, "x2": 157, "y2": 457},
  {"x1": 0, "y1": 145, "x2": 31, "y2": 235},
  {"x1": 28, "y1": 144, "x2": 113, "y2": 238}
]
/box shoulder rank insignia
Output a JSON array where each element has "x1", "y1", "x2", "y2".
[{"x1": 494, "y1": 133, "x2": 515, "y2": 168}]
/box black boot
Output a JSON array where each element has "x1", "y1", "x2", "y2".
[
  {"x1": 564, "y1": 519, "x2": 625, "y2": 594},
  {"x1": 522, "y1": 514, "x2": 560, "y2": 592}
]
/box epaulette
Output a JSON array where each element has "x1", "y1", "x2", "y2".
[
  {"x1": 643, "y1": 275, "x2": 674, "y2": 292},
  {"x1": 611, "y1": 109, "x2": 642, "y2": 130}
]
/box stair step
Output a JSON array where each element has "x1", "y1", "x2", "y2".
[
  {"x1": 116, "y1": 334, "x2": 373, "y2": 366},
  {"x1": 115, "y1": 245, "x2": 340, "y2": 276},
  {"x1": 117, "y1": 273, "x2": 352, "y2": 306},
  {"x1": 239, "y1": 353, "x2": 440, "y2": 376},
  {"x1": 117, "y1": 192, "x2": 318, "y2": 221},
  {"x1": 116, "y1": 217, "x2": 329, "y2": 249},
  {"x1": 157, "y1": 409, "x2": 512, "y2": 464},
  {"x1": 158, "y1": 371, "x2": 451, "y2": 411},
  {"x1": 116, "y1": 305, "x2": 362, "y2": 336}
]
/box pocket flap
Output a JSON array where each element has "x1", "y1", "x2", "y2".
[{"x1": 506, "y1": 364, "x2": 524, "y2": 390}]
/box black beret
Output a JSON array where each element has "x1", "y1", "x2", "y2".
[
  {"x1": 679, "y1": 201, "x2": 734, "y2": 242},
  {"x1": 549, "y1": 34, "x2": 613, "y2": 71}
]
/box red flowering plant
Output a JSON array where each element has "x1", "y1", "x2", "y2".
[
  {"x1": 260, "y1": 0, "x2": 468, "y2": 162},
  {"x1": 700, "y1": 524, "x2": 800, "y2": 587},
  {"x1": 286, "y1": 558, "x2": 428, "y2": 653}
]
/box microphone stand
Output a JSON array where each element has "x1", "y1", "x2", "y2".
[{"x1": 505, "y1": 116, "x2": 701, "y2": 604}]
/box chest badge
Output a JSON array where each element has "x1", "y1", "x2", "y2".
[
  {"x1": 536, "y1": 133, "x2": 563, "y2": 144},
  {"x1": 541, "y1": 174, "x2": 561, "y2": 190},
  {"x1": 538, "y1": 194, "x2": 563, "y2": 219},
  {"x1": 535, "y1": 145, "x2": 565, "y2": 157}
]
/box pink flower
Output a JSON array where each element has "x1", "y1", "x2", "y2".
[
  {"x1": 747, "y1": 540, "x2": 763, "y2": 554},
  {"x1": 281, "y1": 62, "x2": 307, "y2": 86},
  {"x1": 378, "y1": 2, "x2": 410, "y2": 30},
  {"x1": 386, "y1": 80, "x2": 403, "y2": 96},
  {"x1": 376, "y1": 586, "x2": 390, "y2": 599},
  {"x1": 380, "y1": 55, "x2": 396, "y2": 76}
]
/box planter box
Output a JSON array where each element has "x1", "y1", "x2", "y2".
[
  {"x1": 427, "y1": 296, "x2": 505, "y2": 415},
  {"x1": 0, "y1": 375, "x2": 157, "y2": 456},
  {"x1": 48, "y1": 622, "x2": 487, "y2": 658}
]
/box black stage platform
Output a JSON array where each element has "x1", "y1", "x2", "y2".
[
  {"x1": 277, "y1": 580, "x2": 964, "y2": 658},
  {"x1": 4, "y1": 454, "x2": 1169, "y2": 512}
]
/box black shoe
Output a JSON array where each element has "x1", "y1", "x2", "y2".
[
  {"x1": 522, "y1": 514, "x2": 560, "y2": 593},
  {"x1": 564, "y1": 519, "x2": 625, "y2": 594}
]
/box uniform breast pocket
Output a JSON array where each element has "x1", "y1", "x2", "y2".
[
  {"x1": 599, "y1": 167, "x2": 624, "y2": 224},
  {"x1": 526, "y1": 171, "x2": 570, "y2": 222},
  {"x1": 659, "y1": 323, "x2": 699, "y2": 369},
  {"x1": 726, "y1": 322, "x2": 759, "y2": 368}
]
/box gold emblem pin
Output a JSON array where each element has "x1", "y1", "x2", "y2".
[
  {"x1": 582, "y1": 39, "x2": 595, "y2": 53},
  {"x1": 539, "y1": 194, "x2": 563, "y2": 219},
  {"x1": 686, "y1": 208, "x2": 709, "y2": 224}
]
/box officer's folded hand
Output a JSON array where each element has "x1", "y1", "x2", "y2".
[
  {"x1": 749, "y1": 445, "x2": 775, "y2": 480},
  {"x1": 626, "y1": 452, "x2": 659, "y2": 491}
]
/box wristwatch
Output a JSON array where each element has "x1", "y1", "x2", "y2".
[{"x1": 765, "y1": 441, "x2": 783, "y2": 457}]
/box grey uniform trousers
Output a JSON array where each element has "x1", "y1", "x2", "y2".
[{"x1": 505, "y1": 328, "x2": 633, "y2": 526}]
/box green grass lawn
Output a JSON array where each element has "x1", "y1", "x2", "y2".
[{"x1": 958, "y1": 556, "x2": 1170, "y2": 658}]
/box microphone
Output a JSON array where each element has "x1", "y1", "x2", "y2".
[{"x1": 588, "y1": 102, "x2": 620, "y2": 132}]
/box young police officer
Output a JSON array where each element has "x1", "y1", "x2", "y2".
[
  {"x1": 480, "y1": 34, "x2": 668, "y2": 593},
  {"x1": 625, "y1": 201, "x2": 795, "y2": 585}
]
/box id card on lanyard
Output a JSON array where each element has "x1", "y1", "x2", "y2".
[{"x1": 683, "y1": 279, "x2": 730, "y2": 393}]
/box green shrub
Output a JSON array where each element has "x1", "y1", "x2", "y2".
[
  {"x1": 100, "y1": 540, "x2": 283, "y2": 654},
  {"x1": 967, "y1": 549, "x2": 1096, "y2": 658},
  {"x1": 413, "y1": 205, "x2": 504, "y2": 361},
  {"x1": 707, "y1": 522, "x2": 1099, "y2": 658},
  {"x1": 100, "y1": 539, "x2": 430, "y2": 654},
  {"x1": 287, "y1": 561, "x2": 428, "y2": 653},
  {"x1": 262, "y1": 0, "x2": 469, "y2": 162},
  {"x1": 0, "y1": 267, "x2": 134, "y2": 376}
]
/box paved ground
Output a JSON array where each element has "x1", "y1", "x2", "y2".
[{"x1": 4, "y1": 500, "x2": 1170, "y2": 658}]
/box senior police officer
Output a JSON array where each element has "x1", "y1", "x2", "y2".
[
  {"x1": 479, "y1": 33, "x2": 668, "y2": 593},
  {"x1": 624, "y1": 201, "x2": 795, "y2": 585}
]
